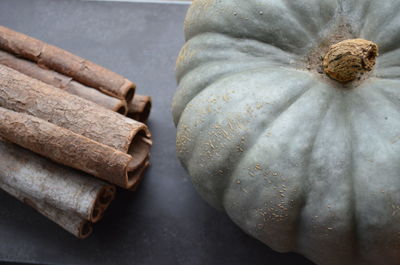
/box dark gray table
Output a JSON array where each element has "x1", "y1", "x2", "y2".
[{"x1": 0, "y1": 1, "x2": 313, "y2": 264}]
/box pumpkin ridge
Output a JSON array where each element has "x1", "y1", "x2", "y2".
[
  {"x1": 199, "y1": 69, "x2": 312, "y2": 146},
  {"x1": 354, "y1": 80, "x2": 400, "y2": 146},
  {"x1": 375, "y1": 49, "x2": 400, "y2": 70},
  {"x1": 180, "y1": 69, "x2": 316, "y2": 209},
  {"x1": 358, "y1": 3, "x2": 400, "y2": 53},
  {"x1": 345, "y1": 0, "x2": 373, "y2": 38},
  {"x1": 369, "y1": 82, "x2": 400, "y2": 117},
  {"x1": 177, "y1": 57, "x2": 292, "y2": 88},
  {"x1": 293, "y1": 92, "x2": 338, "y2": 252},
  {"x1": 174, "y1": 66, "x2": 300, "y2": 125},
  {"x1": 184, "y1": 0, "x2": 322, "y2": 54},
  {"x1": 343, "y1": 91, "x2": 361, "y2": 263},
  {"x1": 220, "y1": 80, "x2": 314, "y2": 209},
  {"x1": 173, "y1": 61, "x2": 271, "y2": 125},
  {"x1": 292, "y1": 92, "x2": 357, "y2": 264},
  {"x1": 176, "y1": 122, "x2": 198, "y2": 172},
  {"x1": 222, "y1": 81, "x2": 336, "y2": 252},
  {"x1": 280, "y1": 0, "x2": 320, "y2": 41},
  {"x1": 219, "y1": 32, "x2": 301, "y2": 57},
  {"x1": 343, "y1": 81, "x2": 400, "y2": 262},
  {"x1": 179, "y1": 69, "x2": 312, "y2": 208},
  {"x1": 174, "y1": 31, "x2": 302, "y2": 124},
  {"x1": 173, "y1": 63, "x2": 276, "y2": 124},
  {"x1": 372, "y1": 79, "x2": 400, "y2": 112},
  {"x1": 176, "y1": 32, "x2": 300, "y2": 81},
  {"x1": 178, "y1": 68, "x2": 318, "y2": 202},
  {"x1": 374, "y1": 68, "x2": 400, "y2": 80},
  {"x1": 375, "y1": 40, "x2": 400, "y2": 56}
]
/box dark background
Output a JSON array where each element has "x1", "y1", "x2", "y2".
[{"x1": 0, "y1": 1, "x2": 313, "y2": 264}]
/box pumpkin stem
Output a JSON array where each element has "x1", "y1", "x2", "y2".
[{"x1": 323, "y1": 39, "x2": 379, "y2": 83}]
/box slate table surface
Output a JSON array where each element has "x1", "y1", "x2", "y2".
[{"x1": 0, "y1": 0, "x2": 313, "y2": 264}]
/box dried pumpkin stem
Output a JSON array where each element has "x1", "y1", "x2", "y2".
[{"x1": 323, "y1": 38, "x2": 379, "y2": 83}]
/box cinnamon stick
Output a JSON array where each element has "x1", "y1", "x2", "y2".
[
  {"x1": 0, "y1": 65, "x2": 152, "y2": 185},
  {"x1": 1, "y1": 182, "x2": 93, "y2": 238},
  {"x1": 0, "y1": 107, "x2": 143, "y2": 188},
  {"x1": 0, "y1": 140, "x2": 117, "y2": 237},
  {"x1": 0, "y1": 25, "x2": 135, "y2": 101},
  {"x1": 0, "y1": 50, "x2": 128, "y2": 115},
  {"x1": 128, "y1": 95, "x2": 152, "y2": 123},
  {"x1": 130, "y1": 159, "x2": 151, "y2": 192},
  {"x1": 0, "y1": 140, "x2": 116, "y2": 222}
]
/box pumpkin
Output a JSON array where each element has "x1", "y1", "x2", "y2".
[{"x1": 172, "y1": 0, "x2": 400, "y2": 265}]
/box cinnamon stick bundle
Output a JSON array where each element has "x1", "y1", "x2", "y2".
[
  {"x1": 0, "y1": 107, "x2": 142, "y2": 188},
  {"x1": 128, "y1": 95, "x2": 152, "y2": 123},
  {"x1": 0, "y1": 26, "x2": 135, "y2": 101},
  {"x1": 0, "y1": 50, "x2": 128, "y2": 115},
  {"x1": 0, "y1": 140, "x2": 116, "y2": 238},
  {"x1": 0, "y1": 27, "x2": 152, "y2": 122},
  {"x1": 0, "y1": 65, "x2": 151, "y2": 188},
  {"x1": 0, "y1": 27, "x2": 154, "y2": 238}
]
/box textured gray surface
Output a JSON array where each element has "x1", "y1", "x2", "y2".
[{"x1": 0, "y1": 0, "x2": 312, "y2": 264}]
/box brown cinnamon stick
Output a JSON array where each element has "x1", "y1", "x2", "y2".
[
  {"x1": 0, "y1": 140, "x2": 117, "y2": 238},
  {"x1": 128, "y1": 95, "x2": 152, "y2": 123},
  {"x1": 0, "y1": 107, "x2": 143, "y2": 188},
  {"x1": 0, "y1": 65, "x2": 152, "y2": 185},
  {"x1": 0, "y1": 25, "x2": 135, "y2": 101},
  {"x1": 130, "y1": 159, "x2": 151, "y2": 192},
  {"x1": 0, "y1": 50, "x2": 128, "y2": 115}
]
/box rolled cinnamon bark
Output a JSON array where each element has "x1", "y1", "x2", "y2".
[
  {"x1": 0, "y1": 65, "x2": 152, "y2": 183},
  {"x1": 128, "y1": 95, "x2": 152, "y2": 123},
  {"x1": 0, "y1": 50, "x2": 128, "y2": 115},
  {"x1": 0, "y1": 25, "x2": 135, "y2": 101},
  {"x1": 0, "y1": 140, "x2": 116, "y2": 222},
  {"x1": 0, "y1": 140, "x2": 117, "y2": 237},
  {"x1": 0, "y1": 107, "x2": 144, "y2": 188},
  {"x1": 1, "y1": 182, "x2": 93, "y2": 239},
  {"x1": 130, "y1": 159, "x2": 151, "y2": 192},
  {"x1": 66, "y1": 81, "x2": 128, "y2": 115}
]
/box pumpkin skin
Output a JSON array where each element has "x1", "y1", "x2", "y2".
[{"x1": 172, "y1": 1, "x2": 400, "y2": 265}]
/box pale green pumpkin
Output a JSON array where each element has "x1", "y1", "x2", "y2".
[{"x1": 172, "y1": 1, "x2": 400, "y2": 264}]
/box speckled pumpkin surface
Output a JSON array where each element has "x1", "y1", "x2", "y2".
[{"x1": 172, "y1": 1, "x2": 400, "y2": 264}]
